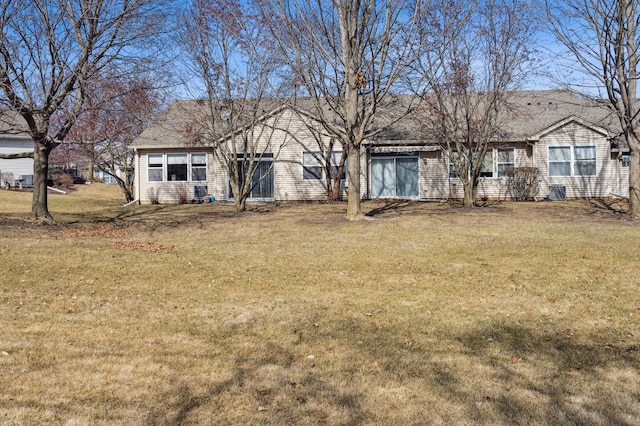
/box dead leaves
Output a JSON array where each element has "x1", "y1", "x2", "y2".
[
  {"x1": 114, "y1": 241, "x2": 174, "y2": 254},
  {"x1": 61, "y1": 222, "x2": 128, "y2": 238},
  {"x1": 61, "y1": 222, "x2": 174, "y2": 254}
]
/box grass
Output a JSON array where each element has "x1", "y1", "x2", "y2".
[{"x1": 1, "y1": 184, "x2": 639, "y2": 425}]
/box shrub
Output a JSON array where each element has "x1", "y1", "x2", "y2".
[
  {"x1": 173, "y1": 183, "x2": 189, "y2": 204},
  {"x1": 507, "y1": 167, "x2": 540, "y2": 201},
  {"x1": 51, "y1": 173, "x2": 76, "y2": 189},
  {"x1": 147, "y1": 187, "x2": 161, "y2": 204}
]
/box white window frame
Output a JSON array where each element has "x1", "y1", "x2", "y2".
[
  {"x1": 302, "y1": 150, "x2": 345, "y2": 181},
  {"x1": 497, "y1": 148, "x2": 515, "y2": 178},
  {"x1": 302, "y1": 151, "x2": 323, "y2": 180},
  {"x1": 191, "y1": 153, "x2": 207, "y2": 181},
  {"x1": 548, "y1": 146, "x2": 596, "y2": 177},
  {"x1": 448, "y1": 150, "x2": 493, "y2": 178},
  {"x1": 148, "y1": 153, "x2": 164, "y2": 182}
]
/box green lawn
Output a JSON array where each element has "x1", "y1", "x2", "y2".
[{"x1": 1, "y1": 185, "x2": 639, "y2": 424}]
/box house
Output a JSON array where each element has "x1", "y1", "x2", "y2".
[
  {"x1": 0, "y1": 112, "x2": 34, "y2": 188},
  {"x1": 130, "y1": 90, "x2": 630, "y2": 204}
]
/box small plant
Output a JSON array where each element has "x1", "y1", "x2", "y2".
[
  {"x1": 507, "y1": 167, "x2": 540, "y2": 201},
  {"x1": 146, "y1": 187, "x2": 161, "y2": 204},
  {"x1": 173, "y1": 183, "x2": 188, "y2": 204}
]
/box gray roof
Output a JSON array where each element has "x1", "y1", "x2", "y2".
[
  {"x1": 132, "y1": 90, "x2": 623, "y2": 150},
  {"x1": 0, "y1": 110, "x2": 31, "y2": 138}
]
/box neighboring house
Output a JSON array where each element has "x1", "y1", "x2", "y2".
[
  {"x1": 0, "y1": 112, "x2": 34, "y2": 188},
  {"x1": 130, "y1": 90, "x2": 630, "y2": 204}
]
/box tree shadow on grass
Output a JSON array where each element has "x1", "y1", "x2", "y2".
[
  {"x1": 142, "y1": 316, "x2": 639, "y2": 425},
  {"x1": 454, "y1": 322, "x2": 640, "y2": 425}
]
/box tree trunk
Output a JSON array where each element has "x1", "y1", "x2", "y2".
[
  {"x1": 628, "y1": 148, "x2": 640, "y2": 217},
  {"x1": 346, "y1": 144, "x2": 362, "y2": 219},
  {"x1": 31, "y1": 143, "x2": 54, "y2": 221},
  {"x1": 462, "y1": 179, "x2": 476, "y2": 208},
  {"x1": 115, "y1": 177, "x2": 134, "y2": 203},
  {"x1": 329, "y1": 178, "x2": 342, "y2": 201}
]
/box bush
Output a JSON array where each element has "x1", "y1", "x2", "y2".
[
  {"x1": 507, "y1": 167, "x2": 540, "y2": 201},
  {"x1": 146, "y1": 187, "x2": 162, "y2": 204},
  {"x1": 173, "y1": 183, "x2": 189, "y2": 205},
  {"x1": 51, "y1": 173, "x2": 76, "y2": 189}
]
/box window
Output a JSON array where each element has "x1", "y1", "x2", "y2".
[
  {"x1": 167, "y1": 154, "x2": 188, "y2": 181},
  {"x1": 497, "y1": 149, "x2": 515, "y2": 177},
  {"x1": 448, "y1": 150, "x2": 493, "y2": 178},
  {"x1": 147, "y1": 153, "x2": 208, "y2": 182},
  {"x1": 574, "y1": 146, "x2": 596, "y2": 176},
  {"x1": 302, "y1": 152, "x2": 322, "y2": 180},
  {"x1": 191, "y1": 153, "x2": 207, "y2": 181},
  {"x1": 148, "y1": 154, "x2": 163, "y2": 182},
  {"x1": 479, "y1": 152, "x2": 493, "y2": 178},
  {"x1": 303, "y1": 151, "x2": 345, "y2": 180},
  {"x1": 548, "y1": 146, "x2": 595, "y2": 177}
]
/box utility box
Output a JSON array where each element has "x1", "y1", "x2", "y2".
[{"x1": 548, "y1": 184, "x2": 566, "y2": 201}]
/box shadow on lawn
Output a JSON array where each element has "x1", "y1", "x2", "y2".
[{"x1": 145, "y1": 313, "x2": 639, "y2": 424}]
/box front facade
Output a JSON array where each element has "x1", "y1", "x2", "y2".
[
  {"x1": 0, "y1": 113, "x2": 34, "y2": 188},
  {"x1": 131, "y1": 91, "x2": 630, "y2": 204}
]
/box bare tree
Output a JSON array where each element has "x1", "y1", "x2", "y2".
[
  {"x1": 547, "y1": 0, "x2": 640, "y2": 217},
  {"x1": 260, "y1": 0, "x2": 427, "y2": 219},
  {"x1": 418, "y1": 0, "x2": 536, "y2": 207},
  {"x1": 180, "y1": 0, "x2": 289, "y2": 213},
  {"x1": 0, "y1": 0, "x2": 169, "y2": 221},
  {"x1": 66, "y1": 75, "x2": 163, "y2": 202}
]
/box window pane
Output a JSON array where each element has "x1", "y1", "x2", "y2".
[
  {"x1": 574, "y1": 146, "x2": 595, "y2": 160},
  {"x1": 497, "y1": 149, "x2": 514, "y2": 163},
  {"x1": 167, "y1": 154, "x2": 187, "y2": 165},
  {"x1": 396, "y1": 157, "x2": 419, "y2": 197},
  {"x1": 549, "y1": 147, "x2": 571, "y2": 161},
  {"x1": 575, "y1": 161, "x2": 596, "y2": 176},
  {"x1": 192, "y1": 167, "x2": 207, "y2": 181},
  {"x1": 148, "y1": 154, "x2": 163, "y2": 165},
  {"x1": 148, "y1": 169, "x2": 163, "y2": 182},
  {"x1": 303, "y1": 152, "x2": 322, "y2": 180},
  {"x1": 549, "y1": 162, "x2": 571, "y2": 176},
  {"x1": 480, "y1": 152, "x2": 493, "y2": 177},
  {"x1": 497, "y1": 164, "x2": 514, "y2": 177},
  {"x1": 303, "y1": 167, "x2": 322, "y2": 180},
  {"x1": 191, "y1": 153, "x2": 206, "y2": 166}
]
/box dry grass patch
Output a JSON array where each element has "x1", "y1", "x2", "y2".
[{"x1": 1, "y1": 186, "x2": 639, "y2": 424}]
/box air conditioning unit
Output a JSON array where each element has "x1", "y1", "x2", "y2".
[
  {"x1": 193, "y1": 185, "x2": 208, "y2": 202},
  {"x1": 548, "y1": 184, "x2": 566, "y2": 201}
]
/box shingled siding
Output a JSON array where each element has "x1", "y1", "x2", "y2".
[{"x1": 535, "y1": 122, "x2": 620, "y2": 199}]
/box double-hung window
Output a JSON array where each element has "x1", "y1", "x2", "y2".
[
  {"x1": 302, "y1": 151, "x2": 345, "y2": 180},
  {"x1": 302, "y1": 152, "x2": 323, "y2": 180},
  {"x1": 497, "y1": 149, "x2": 515, "y2": 177},
  {"x1": 479, "y1": 151, "x2": 493, "y2": 178},
  {"x1": 574, "y1": 146, "x2": 596, "y2": 176},
  {"x1": 148, "y1": 154, "x2": 164, "y2": 182},
  {"x1": 191, "y1": 153, "x2": 207, "y2": 181},
  {"x1": 548, "y1": 146, "x2": 596, "y2": 177}
]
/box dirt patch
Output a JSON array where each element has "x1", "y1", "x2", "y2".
[{"x1": 60, "y1": 222, "x2": 129, "y2": 239}]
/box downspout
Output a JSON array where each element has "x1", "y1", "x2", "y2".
[{"x1": 134, "y1": 148, "x2": 141, "y2": 202}]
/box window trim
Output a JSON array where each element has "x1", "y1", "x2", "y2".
[
  {"x1": 548, "y1": 145, "x2": 596, "y2": 177},
  {"x1": 148, "y1": 153, "x2": 164, "y2": 182},
  {"x1": 191, "y1": 152, "x2": 207, "y2": 182},
  {"x1": 302, "y1": 150, "x2": 346, "y2": 181},
  {"x1": 146, "y1": 152, "x2": 208, "y2": 183},
  {"x1": 497, "y1": 148, "x2": 515, "y2": 178}
]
